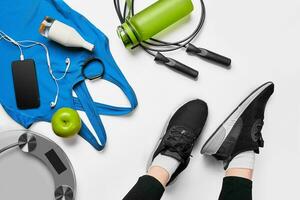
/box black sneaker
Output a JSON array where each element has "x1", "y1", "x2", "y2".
[
  {"x1": 201, "y1": 82, "x2": 274, "y2": 169},
  {"x1": 147, "y1": 99, "x2": 208, "y2": 185}
]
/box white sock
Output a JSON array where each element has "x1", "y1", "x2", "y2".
[
  {"x1": 228, "y1": 151, "x2": 256, "y2": 170},
  {"x1": 150, "y1": 154, "x2": 180, "y2": 180}
]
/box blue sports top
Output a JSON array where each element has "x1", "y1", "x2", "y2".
[{"x1": 0, "y1": 0, "x2": 138, "y2": 150}]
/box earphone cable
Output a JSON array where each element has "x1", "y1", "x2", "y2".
[{"x1": 0, "y1": 31, "x2": 70, "y2": 108}]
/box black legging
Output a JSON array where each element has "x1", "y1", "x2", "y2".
[{"x1": 123, "y1": 175, "x2": 252, "y2": 200}]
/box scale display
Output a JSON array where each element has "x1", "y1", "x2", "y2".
[{"x1": 45, "y1": 149, "x2": 67, "y2": 175}]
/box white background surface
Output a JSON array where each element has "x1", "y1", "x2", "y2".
[{"x1": 1, "y1": 0, "x2": 300, "y2": 199}]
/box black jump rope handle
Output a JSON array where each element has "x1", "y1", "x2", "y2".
[
  {"x1": 154, "y1": 52, "x2": 199, "y2": 79},
  {"x1": 186, "y1": 44, "x2": 231, "y2": 67}
]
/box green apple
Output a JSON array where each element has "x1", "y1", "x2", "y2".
[{"x1": 51, "y1": 107, "x2": 82, "y2": 138}]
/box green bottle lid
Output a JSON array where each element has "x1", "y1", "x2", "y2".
[
  {"x1": 117, "y1": 22, "x2": 139, "y2": 49},
  {"x1": 117, "y1": 0, "x2": 194, "y2": 49}
]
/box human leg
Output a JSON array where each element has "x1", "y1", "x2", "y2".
[
  {"x1": 123, "y1": 99, "x2": 208, "y2": 200},
  {"x1": 201, "y1": 82, "x2": 274, "y2": 200}
]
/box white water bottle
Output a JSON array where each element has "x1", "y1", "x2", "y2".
[{"x1": 39, "y1": 16, "x2": 94, "y2": 52}]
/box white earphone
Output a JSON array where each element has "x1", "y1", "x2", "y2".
[
  {"x1": 50, "y1": 58, "x2": 71, "y2": 108},
  {"x1": 0, "y1": 31, "x2": 71, "y2": 109}
]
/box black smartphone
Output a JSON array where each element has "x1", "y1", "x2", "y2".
[{"x1": 12, "y1": 59, "x2": 40, "y2": 109}]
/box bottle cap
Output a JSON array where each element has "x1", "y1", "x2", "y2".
[
  {"x1": 117, "y1": 22, "x2": 139, "y2": 49},
  {"x1": 39, "y1": 16, "x2": 55, "y2": 37}
]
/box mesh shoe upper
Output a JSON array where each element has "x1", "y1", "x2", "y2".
[
  {"x1": 152, "y1": 99, "x2": 208, "y2": 184},
  {"x1": 214, "y1": 83, "x2": 274, "y2": 168}
]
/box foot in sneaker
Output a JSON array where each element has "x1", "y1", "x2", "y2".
[
  {"x1": 148, "y1": 99, "x2": 208, "y2": 185},
  {"x1": 201, "y1": 82, "x2": 274, "y2": 169}
]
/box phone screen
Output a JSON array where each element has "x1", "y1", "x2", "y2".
[{"x1": 12, "y1": 59, "x2": 40, "y2": 109}]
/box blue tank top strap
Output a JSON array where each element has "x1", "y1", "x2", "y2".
[
  {"x1": 73, "y1": 59, "x2": 138, "y2": 116},
  {"x1": 73, "y1": 81, "x2": 107, "y2": 150},
  {"x1": 0, "y1": 0, "x2": 138, "y2": 151}
]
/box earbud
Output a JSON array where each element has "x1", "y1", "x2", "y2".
[
  {"x1": 50, "y1": 91, "x2": 59, "y2": 109},
  {"x1": 50, "y1": 101, "x2": 56, "y2": 109},
  {"x1": 49, "y1": 57, "x2": 71, "y2": 109},
  {"x1": 65, "y1": 58, "x2": 70, "y2": 65}
]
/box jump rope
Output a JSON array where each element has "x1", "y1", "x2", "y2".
[
  {"x1": 114, "y1": 0, "x2": 231, "y2": 79},
  {"x1": 0, "y1": 0, "x2": 231, "y2": 109}
]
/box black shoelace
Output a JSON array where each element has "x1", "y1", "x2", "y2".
[
  {"x1": 164, "y1": 126, "x2": 196, "y2": 160},
  {"x1": 253, "y1": 121, "x2": 264, "y2": 147}
]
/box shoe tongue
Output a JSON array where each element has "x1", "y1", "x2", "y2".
[
  {"x1": 251, "y1": 119, "x2": 264, "y2": 144},
  {"x1": 162, "y1": 150, "x2": 183, "y2": 163},
  {"x1": 161, "y1": 126, "x2": 194, "y2": 163},
  {"x1": 169, "y1": 125, "x2": 193, "y2": 136}
]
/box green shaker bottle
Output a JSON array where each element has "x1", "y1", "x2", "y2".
[{"x1": 117, "y1": 0, "x2": 194, "y2": 49}]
